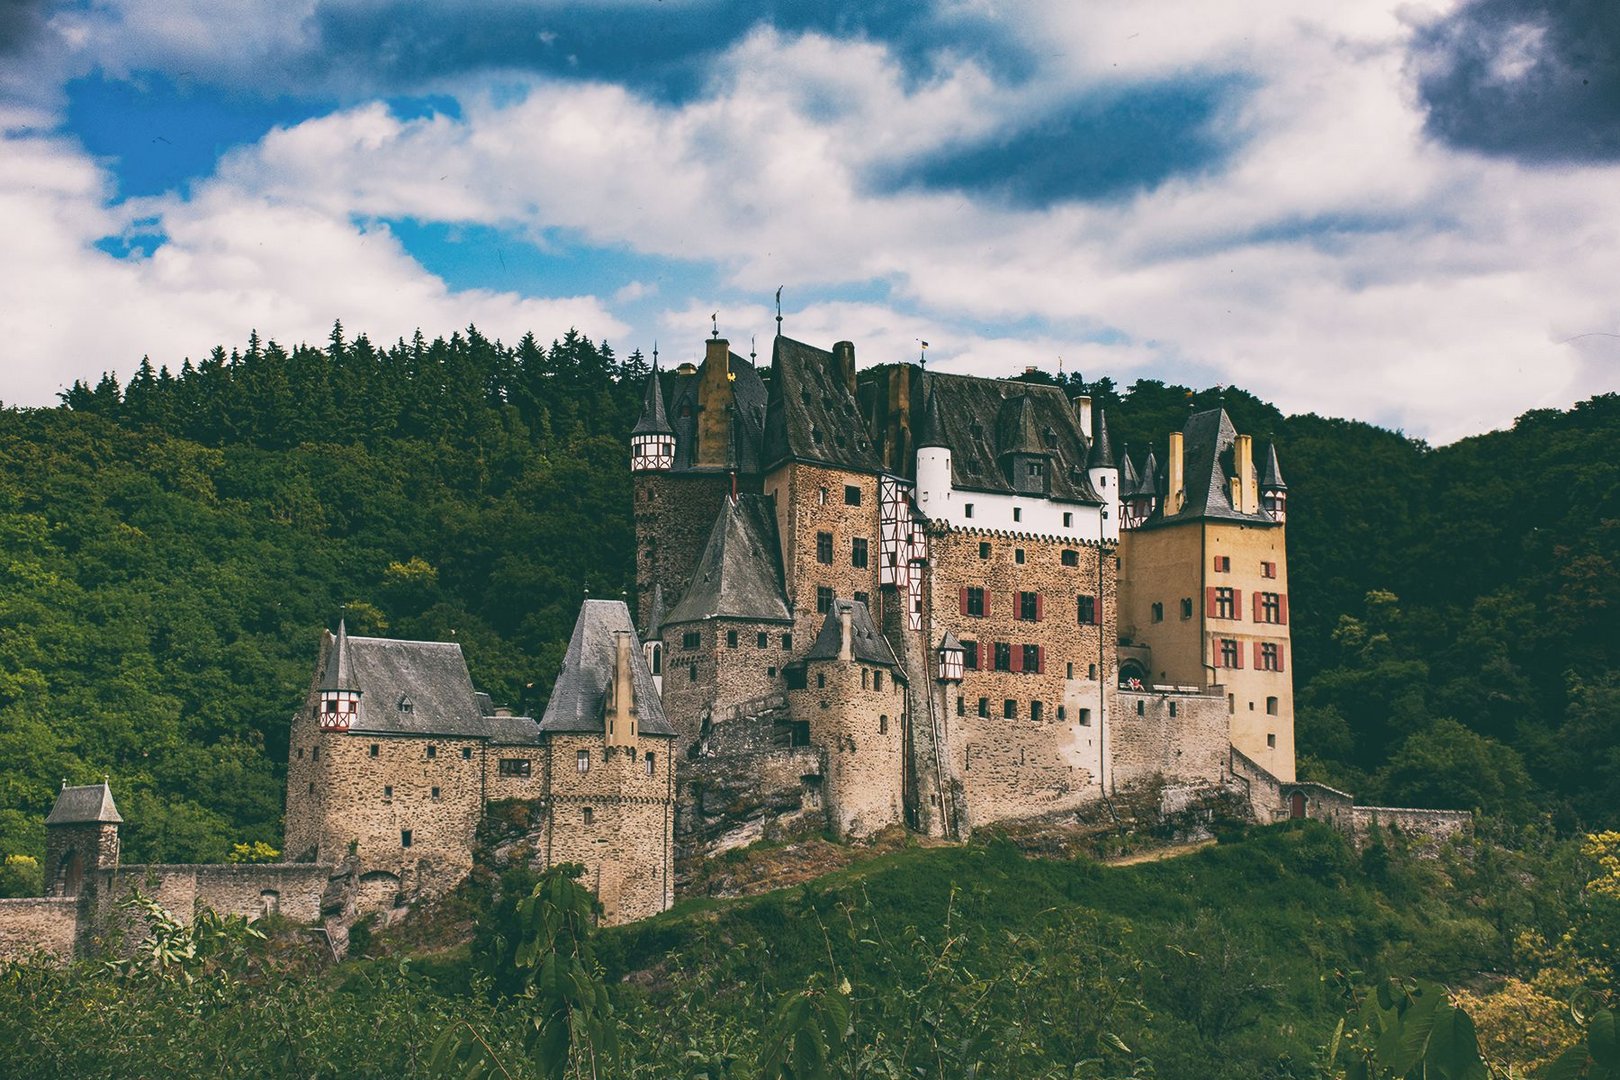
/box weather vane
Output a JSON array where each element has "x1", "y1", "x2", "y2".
[
  {"x1": 652, "y1": 339, "x2": 658, "y2": 366},
  {"x1": 918, "y1": 340, "x2": 929, "y2": 368},
  {"x1": 775, "y1": 286, "x2": 783, "y2": 334},
  {"x1": 750, "y1": 335, "x2": 756, "y2": 362},
  {"x1": 711, "y1": 313, "x2": 719, "y2": 340}
]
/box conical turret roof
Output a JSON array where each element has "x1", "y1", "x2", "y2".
[
  {"x1": 319, "y1": 619, "x2": 359, "y2": 692},
  {"x1": 1087, "y1": 409, "x2": 1116, "y2": 469},
  {"x1": 916, "y1": 379, "x2": 948, "y2": 449},
  {"x1": 996, "y1": 394, "x2": 1044, "y2": 457},
  {"x1": 1140, "y1": 450, "x2": 1159, "y2": 497},
  {"x1": 1261, "y1": 441, "x2": 1287, "y2": 490},
  {"x1": 1119, "y1": 445, "x2": 1141, "y2": 494},
  {"x1": 632, "y1": 364, "x2": 673, "y2": 436}
]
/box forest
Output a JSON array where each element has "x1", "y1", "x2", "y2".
[{"x1": 0, "y1": 320, "x2": 1615, "y2": 875}]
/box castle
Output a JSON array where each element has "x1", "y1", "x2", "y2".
[{"x1": 17, "y1": 327, "x2": 1476, "y2": 965}]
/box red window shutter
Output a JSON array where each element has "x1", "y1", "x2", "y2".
[
  {"x1": 1212, "y1": 641, "x2": 1223, "y2": 669},
  {"x1": 1035, "y1": 593, "x2": 1044, "y2": 621},
  {"x1": 984, "y1": 591, "x2": 991, "y2": 617},
  {"x1": 1254, "y1": 642, "x2": 1263, "y2": 669},
  {"x1": 1206, "y1": 586, "x2": 1218, "y2": 618},
  {"x1": 1232, "y1": 590, "x2": 1243, "y2": 620},
  {"x1": 1010, "y1": 644, "x2": 1022, "y2": 672},
  {"x1": 1233, "y1": 642, "x2": 1244, "y2": 669},
  {"x1": 1253, "y1": 592, "x2": 1262, "y2": 622},
  {"x1": 1277, "y1": 644, "x2": 1286, "y2": 673},
  {"x1": 1213, "y1": 555, "x2": 1222, "y2": 571},
  {"x1": 1037, "y1": 645, "x2": 1045, "y2": 674},
  {"x1": 1279, "y1": 595, "x2": 1288, "y2": 625},
  {"x1": 959, "y1": 587, "x2": 968, "y2": 616}
]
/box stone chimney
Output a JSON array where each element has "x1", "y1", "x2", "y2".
[
  {"x1": 1073, "y1": 395, "x2": 1094, "y2": 439},
  {"x1": 695, "y1": 337, "x2": 736, "y2": 467},
  {"x1": 1234, "y1": 434, "x2": 1255, "y2": 514},
  {"x1": 833, "y1": 340, "x2": 856, "y2": 395},
  {"x1": 838, "y1": 605, "x2": 853, "y2": 662},
  {"x1": 1167, "y1": 431, "x2": 1185, "y2": 514},
  {"x1": 604, "y1": 630, "x2": 637, "y2": 746}
]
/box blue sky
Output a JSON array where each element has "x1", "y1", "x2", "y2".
[{"x1": 1, "y1": 1, "x2": 1617, "y2": 440}]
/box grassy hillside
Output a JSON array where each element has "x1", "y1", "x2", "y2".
[{"x1": 3, "y1": 822, "x2": 1613, "y2": 1078}]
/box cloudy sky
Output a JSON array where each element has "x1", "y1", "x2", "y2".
[{"x1": 2, "y1": 1, "x2": 1617, "y2": 442}]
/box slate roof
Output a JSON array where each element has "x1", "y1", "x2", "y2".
[
  {"x1": 330, "y1": 633, "x2": 542, "y2": 742},
  {"x1": 643, "y1": 582, "x2": 667, "y2": 640},
  {"x1": 916, "y1": 381, "x2": 947, "y2": 449},
  {"x1": 632, "y1": 363, "x2": 673, "y2": 436},
  {"x1": 318, "y1": 619, "x2": 358, "y2": 692},
  {"x1": 801, "y1": 598, "x2": 899, "y2": 668},
  {"x1": 1119, "y1": 445, "x2": 1141, "y2": 495},
  {"x1": 1145, "y1": 407, "x2": 1274, "y2": 526},
  {"x1": 538, "y1": 600, "x2": 674, "y2": 736},
  {"x1": 46, "y1": 782, "x2": 123, "y2": 825},
  {"x1": 664, "y1": 353, "x2": 768, "y2": 472},
  {"x1": 762, "y1": 336, "x2": 884, "y2": 472},
  {"x1": 915, "y1": 372, "x2": 1102, "y2": 503},
  {"x1": 664, "y1": 494, "x2": 793, "y2": 625},
  {"x1": 1087, "y1": 410, "x2": 1116, "y2": 469},
  {"x1": 1261, "y1": 441, "x2": 1287, "y2": 490}
]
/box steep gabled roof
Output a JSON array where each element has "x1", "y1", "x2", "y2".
[
  {"x1": 915, "y1": 372, "x2": 1102, "y2": 503},
  {"x1": 318, "y1": 619, "x2": 358, "y2": 692},
  {"x1": 643, "y1": 582, "x2": 667, "y2": 640},
  {"x1": 1119, "y1": 445, "x2": 1141, "y2": 495},
  {"x1": 802, "y1": 598, "x2": 898, "y2": 668},
  {"x1": 996, "y1": 394, "x2": 1045, "y2": 457},
  {"x1": 632, "y1": 363, "x2": 673, "y2": 436},
  {"x1": 1150, "y1": 407, "x2": 1273, "y2": 526},
  {"x1": 1087, "y1": 410, "x2": 1116, "y2": 469},
  {"x1": 916, "y1": 379, "x2": 948, "y2": 449},
  {"x1": 663, "y1": 353, "x2": 768, "y2": 472},
  {"x1": 46, "y1": 782, "x2": 122, "y2": 826},
  {"x1": 762, "y1": 336, "x2": 884, "y2": 472},
  {"x1": 664, "y1": 494, "x2": 792, "y2": 625},
  {"x1": 539, "y1": 600, "x2": 674, "y2": 736},
  {"x1": 331, "y1": 633, "x2": 541, "y2": 741}
]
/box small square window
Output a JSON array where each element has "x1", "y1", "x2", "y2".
[
  {"x1": 816, "y1": 532, "x2": 834, "y2": 564},
  {"x1": 1003, "y1": 699, "x2": 1017, "y2": 719},
  {"x1": 582, "y1": 806, "x2": 594, "y2": 825},
  {"x1": 370, "y1": 744, "x2": 379, "y2": 757},
  {"x1": 879, "y1": 714, "x2": 889, "y2": 734},
  {"x1": 817, "y1": 586, "x2": 835, "y2": 613},
  {"x1": 782, "y1": 634, "x2": 793, "y2": 650},
  {"x1": 383, "y1": 785, "x2": 393, "y2": 799},
  {"x1": 818, "y1": 486, "x2": 828, "y2": 505},
  {"x1": 979, "y1": 542, "x2": 992, "y2": 560},
  {"x1": 1079, "y1": 708, "x2": 1092, "y2": 726},
  {"x1": 727, "y1": 630, "x2": 739, "y2": 648},
  {"x1": 757, "y1": 632, "x2": 769, "y2": 648},
  {"x1": 817, "y1": 672, "x2": 826, "y2": 689},
  {"x1": 873, "y1": 670, "x2": 883, "y2": 690},
  {"x1": 1030, "y1": 700, "x2": 1043, "y2": 722},
  {"x1": 1267, "y1": 696, "x2": 1279, "y2": 715},
  {"x1": 966, "y1": 587, "x2": 986, "y2": 617},
  {"x1": 683, "y1": 631, "x2": 701, "y2": 650},
  {"x1": 1015, "y1": 549, "x2": 1025, "y2": 564},
  {"x1": 426, "y1": 745, "x2": 437, "y2": 759},
  {"x1": 1169, "y1": 702, "x2": 1178, "y2": 718},
  {"x1": 964, "y1": 503, "x2": 974, "y2": 518},
  {"x1": 1061, "y1": 549, "x2": 1078, "y2": 566},
  {"x1": 852, "y1": 537, "x2": 869, "y2": 568},
  {"x1": 431, "y1": 786, "x2": 441, "y2": 800},
  {"x1": 844, "y1": 485, "x2": 862, "y2": 505},
  {"x1": 978, "y1": 697, "x2": 989, "y2": 717},
  {"x1": 1077, "y1": 595, "x2": 1097, "y2": 624},
  {"x1": 645, "y1": 752, "x2": 657, "y2": 775},
  {"x1": 401, "y1": 829, "x2": 413, "y2": 848},
  {"x1": 1267, "y1": 733, "x2": 1277, "y2": 748},
  {"x1": 1151, "y1": 602, "x2": 1164, "y2": 622},
  {"x1": 577, "y1": 750, "x2": 591, "y2": 774},
  {"x1": 1062, "y1": 512, "x2": 1073, "y2": 527},
  {"x1": 1180, "y1": 598, "x2": 1194, "y2": 620},
  {"x1": 1057, "y1": 705, "x2": 1066, "y2": 721},
  {"x1": 462, "y1": 746, "x2": 472, "y2": 760},
  {"x1": 1137, "y1": 700, "x2": 1145, "y2": 716},
  {"x1": 1013, "y1": 507, "x2": 1022, "y2": 522}
]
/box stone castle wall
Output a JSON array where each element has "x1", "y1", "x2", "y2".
[
  {"x1": 792, "y1": 657, "x2": 905, "y2": 837},
  {"x1": 0, "y1": 898, "x2": 80, "y2": 963},
  {"x1": 763, "y1": 462, "x2": 884, "y2": 650},
  {"x1": 927, "y1": 528, "x2": 1115, "y2": 828},
  {"x1": 1352, "y1": 806, "x2": 1473, "y2": 844},
  {"x1": 660, "y1": 618, "x2": 794, "y2": 751},
  {"x1": 635, "y1": 471, "x2": 734, "y2": 630},
  {"x1": 540, "y1": 733, "x2": 674, "y2": 925},
  {"x1": 1111, "y1": 688, "x2": 1229, "y2": 789}
]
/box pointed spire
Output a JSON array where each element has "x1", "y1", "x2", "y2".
[
  {"x1": 1120, "y1": 443, "x2": 1141, "y2": 493},
  {"x1": 319, "y1": 619, "x2": 358, "y2": 692},
  {"x1": 1261, "y1": 441, "x2": 1287, "y2": 490},
  {"x1": 916, "y1": 378, "x2": 948, "y2": 448},
  {"x1": 998, "y1": 394, "x2": 1043, "y2": 457},
  {"x1": 645, "y1": 583, "x2": 667, "y2": 640},
  {"x1": 1087, "y1": 409, "x2": 1116, "y2": 469},
  {"x1": 632, "y1": 362, "x2": 674, "y2": 436}
]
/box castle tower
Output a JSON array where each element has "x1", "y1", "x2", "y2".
[
  {"x1": 913, "y1": 382, "x2": 952, "y2": 517},
  {"x1": 1117, "y1": 408, "x2": 1295, "y2": 781},
  {"x1": 1261, "y1": 442, "x2": 1288, "y2": 523},
  {"x1": 44, "y1": 781, "x2": 122, "y2": 897},
  {"x1": 631, "y1": 363, "x2": 676, "y2": 472},
  {"x1": 785, "y1": 599, "x2": 904, "y2": 838},
  {"x1": 318, "y1": 619, "x2": 361, "y2": 732},
  {"x1": 1086, "y1": 409, "x2": 1119, "y2": 541},
  {"x1": 537, "y1": 599, "x2": 676, "y2": 924}
]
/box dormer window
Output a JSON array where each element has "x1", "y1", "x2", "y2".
[{"x1": 397, "y1": 695, "x2": 413, "y2": 713}]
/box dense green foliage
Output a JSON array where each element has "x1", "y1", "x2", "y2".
[
  {"x1": 0, "y1": 323, "x2": 1614, "y2": 871},
  {"x1": 2, "y1": 824, "x2": 1615, "y2": 1077}
]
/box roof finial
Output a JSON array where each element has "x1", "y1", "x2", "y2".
[
  {"x1": 652, "y1": 339, "x2": 658, "y2": 366},
  {"x1": 918, "y1": 339, "x2": 929, "y2": 368},
  {"x1": 583, "y1": 583, "x2": 590, "y2": 599},
  {"x1": 775, "y1": 286, "x2": 783, "y2": 334},
  {"x1": 750, "y1": 335, "x2": 756, "y2": 362},
  {"x1": 711, "y1": 312, "x2": 719, "y2": 340}
]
